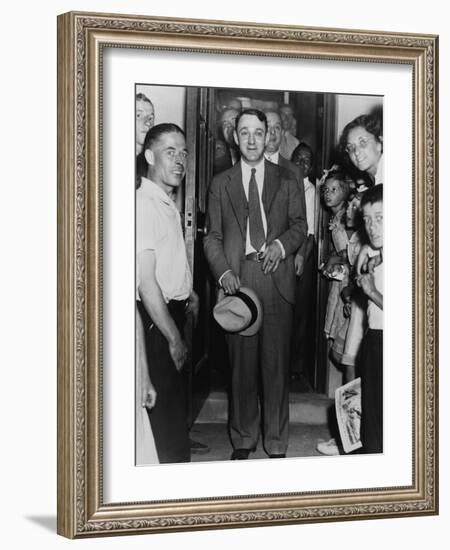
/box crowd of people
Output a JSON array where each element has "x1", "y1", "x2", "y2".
[{"x1": 135, "y1": 90, "x2": 384, "y2": 464}]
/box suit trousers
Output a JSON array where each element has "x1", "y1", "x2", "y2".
[
  {"x1": 360, "y1": 328, "x2": 383, "y2": 453},
  {"x1": 137, "y1": 300, "x2": 190, "y2": 464},
  {"x1": 226, "y1": 259, "x2": 293, "y2": 455},
  {"x1": 290, "y1": 248, "x2": 315, "y2": 376}
]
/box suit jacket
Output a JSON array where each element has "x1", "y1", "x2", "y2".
[
  {"x1": 278, "y1": 154, "x2": 303, "y2": 187},
  {"x1": 203, "y1": 160, "x2": 307, "y2": 304},
  {"x1": 213, "y1": 140, "x2": 241, "y2": 175}
]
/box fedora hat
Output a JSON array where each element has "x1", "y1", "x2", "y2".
[{"x1": 213, "y1": 286, "x2": 263, "y2": 336}]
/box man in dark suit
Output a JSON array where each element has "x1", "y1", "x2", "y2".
[
  {"x1": 264, "y1": 109, "x2": 303, "y2": 182},
  {"x1": 213, "y1": 107, "x2": 241, "y2": 175},
  {"x1": 204, "y1": 109, "x2": 307, "y2": 459}
]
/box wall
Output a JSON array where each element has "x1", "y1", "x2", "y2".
[
  {"x1": 0, "y1": 1, "x2": 447, "y2": 549},
  {"x1": 136, "y1": 84, "x2": 186, "y2": 129},
  {"x1": 336, "y1": 94, "x2": 383, "y2": 140}
]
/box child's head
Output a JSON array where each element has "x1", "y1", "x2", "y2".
[
  {"x1": 291, "y1": 142, "x2": 313, "y2": 179},
  {"x1": 360, "y1": 184, "x2": 383, "y2": 249},
  {"x1": 322, "y1": 169, "x2": 350, "y2": 211},
  {"x1": 345, "y1": 192, "x2": 363, "y2": 229}
]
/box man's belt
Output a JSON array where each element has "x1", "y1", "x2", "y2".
[{"x1": 245, "y1": 251, "x2": 264, "y2": 262}]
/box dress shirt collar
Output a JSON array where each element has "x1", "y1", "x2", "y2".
[
  {"x1": 140, "y1": 176, "x2": 174, "y2": 206},
  {"x1": 264, "y1": 151, "x2": 280, "y2": 164},
  {"x1": 303, "y1": 176, "x2": 314, "y2": 192},
  {"x1": 240, "y1": 158, "x2": 265, "y2": 182}
]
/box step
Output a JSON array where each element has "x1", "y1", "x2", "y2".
[{"x1": 194, "y1": 391, "x2": 334, "y2": 425}]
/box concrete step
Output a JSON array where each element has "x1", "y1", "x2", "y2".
[{"x1": 194, "y1": 391, "x2": 334, "y2": 425}]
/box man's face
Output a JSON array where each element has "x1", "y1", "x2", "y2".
[
  {"x1": 280, "y1": 106, "x2": 294, "y2": 131},
  {"x1": 265, "y1": 112, "x2": 282, "y2": 154},
  {"x1": 292, "y1": 147, "x2": 312, "y2": 177},
  {"x1": 362, "y1": 200, "x2": 383, "y2": 249},
  {"x1": 145, "y1": 131, "x2": 188, "y2": 192},
  {"x1": 136, "y1": 100, "x2": 155, "y2": 148},
  {"x1": 220, "y1": 108, "x2": 239, "y2": 145},
  {"x1": 234, "y1": 114, "x2": 268, "y2": 165}
]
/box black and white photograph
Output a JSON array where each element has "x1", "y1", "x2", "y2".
[{"x1": 135, "y1": 84, "x2": 384, "y2": 465}]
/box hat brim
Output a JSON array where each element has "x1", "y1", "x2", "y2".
[{"x1": 214, "y1": 287, "x2": 263, "y2": 337}]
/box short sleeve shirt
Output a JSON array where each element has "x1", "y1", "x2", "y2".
[{"x1": 136, "y1": 177, "x2": 192, "y2": 302}]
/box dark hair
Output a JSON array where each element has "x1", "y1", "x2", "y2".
[
  {"x1": 137, "y1": 123, "x2": 185, "y2": 189},
  {"x1": 234, "y1": 108, "x2": 268, "y2": 133},
  {"x1": 291, "y1": 142, "x2": 315, "y2": 182},
  {"x1": 360, "y1": 183, "x2": 383, "y2": 208},
  {"x1": 136, "y1": 152, "x2": 147, "y2": 188},
  {"x1": 339, "y1": 113, "x2": 383, "y2": 154},
  {"x1": 136, "y1": 92, "x2": 153, "y2": 106},
  {"x1": 142, "y1": 123, "x2": 185, "y2": 153},
  {"x1": 291, "y1": 142, "x2": 313, "y2": 162}
]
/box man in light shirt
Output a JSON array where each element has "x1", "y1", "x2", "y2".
[
  {"x1": 136, "y1": 123, "x2": 199, "y2": 463},
  {"x1": 204, "y1": 109, "x2": 307, "y2": 460},
  {"x1": 279, "y1": 104, "x2": 300, "y2": 160},
  {"x1": 290, "y1": 143, "x2": 317, "y2": 380},
  {"x1": 356, "y1": 184, "x2": 384, "y2": 454}
]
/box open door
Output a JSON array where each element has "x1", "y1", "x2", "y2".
[{"x1": 184, "y1": 86, "x2": 217, "y2": 423}]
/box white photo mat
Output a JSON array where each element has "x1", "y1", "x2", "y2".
[{"x1": 102, "y1": 47, "x2": 412, "y2": 503}]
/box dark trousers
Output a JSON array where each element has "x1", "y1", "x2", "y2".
[
  {"x1": 226, "y1": 260, "x2": 293, "y2": 455},
  {"x1": 360, "y1": 329, "x2": 383, "y2": 453},
  {"x1": 137, "y1": 300, "x2": 190, "y2": 463},
  {"x1": 291, "y1": 248, "x2": 315, "y2": 376}
]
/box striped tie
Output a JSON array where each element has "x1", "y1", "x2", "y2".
[{"x1": 248, "y1": 168, "x2": 265, "y2": 252}]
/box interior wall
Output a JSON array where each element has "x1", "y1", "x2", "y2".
[
  {"x1": 336, "y1": 94, "x2": 383, "y2": 141},
  {"x1": 136, "y1": 84, "x2": 186, "y2": 129}
]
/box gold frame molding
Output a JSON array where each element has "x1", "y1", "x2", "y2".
[{"x1": 57, "y1": 11, "x2": 439, "y2": 538}]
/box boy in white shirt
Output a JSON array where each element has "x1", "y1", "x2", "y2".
[{"x1": 356, "y1": 184, "x2": 383, "y2": 453}]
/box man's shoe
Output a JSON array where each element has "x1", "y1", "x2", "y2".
[
  {"x1": 231, "y1": 448, "x2": 251, "y2": 460},
  {"x1": 190, "y1": 439, "x2": 210, "y2": 454},
  {"x1": 269, "y1": 453, "x2": 286, "y2": 459}
]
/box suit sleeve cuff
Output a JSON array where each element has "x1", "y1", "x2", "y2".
[
  {"x1": 218, "y1": 269, "x2": 232, "y2": 287},
  {"x1": 274, "y1": 239, "x2": 286, "y2": 259}
]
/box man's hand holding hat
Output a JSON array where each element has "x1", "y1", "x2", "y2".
[
  {"x1": 221, "y1": 271, "x2": 241, "y2": 295},
  {"x1": 213, "y1": 286, "x2": 263, "y2": 337}
]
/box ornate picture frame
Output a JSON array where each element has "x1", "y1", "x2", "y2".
[{"x1": 57, "y1": 11, "x2": 438, "y2": 538}]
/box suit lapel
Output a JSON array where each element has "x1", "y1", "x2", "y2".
[
  {"x1": 225, "y1": 164, "x2": 247, "y2": 238},
  {"x1": 278, "y1": 155, "x2": 288, "y2": 170},
  {"x1": 262, "y1": 161, "x2": 280, "y2": 215}
]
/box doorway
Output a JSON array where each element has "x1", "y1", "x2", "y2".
[{"x1": 181, "y1": 86, "x2": 337, "y2": 419}]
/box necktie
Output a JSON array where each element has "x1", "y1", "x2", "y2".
[{"x1": 248, "y1": 168, "x2": 265, "y2": 252}]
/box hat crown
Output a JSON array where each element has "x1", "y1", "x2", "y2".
[{"x1": 213, "y1": 286, "x2": 262, "y2": 336}]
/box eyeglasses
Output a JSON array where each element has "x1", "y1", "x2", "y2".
[{"x1": 345, "y1": 137, "x2": 376, "y2": 155}]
